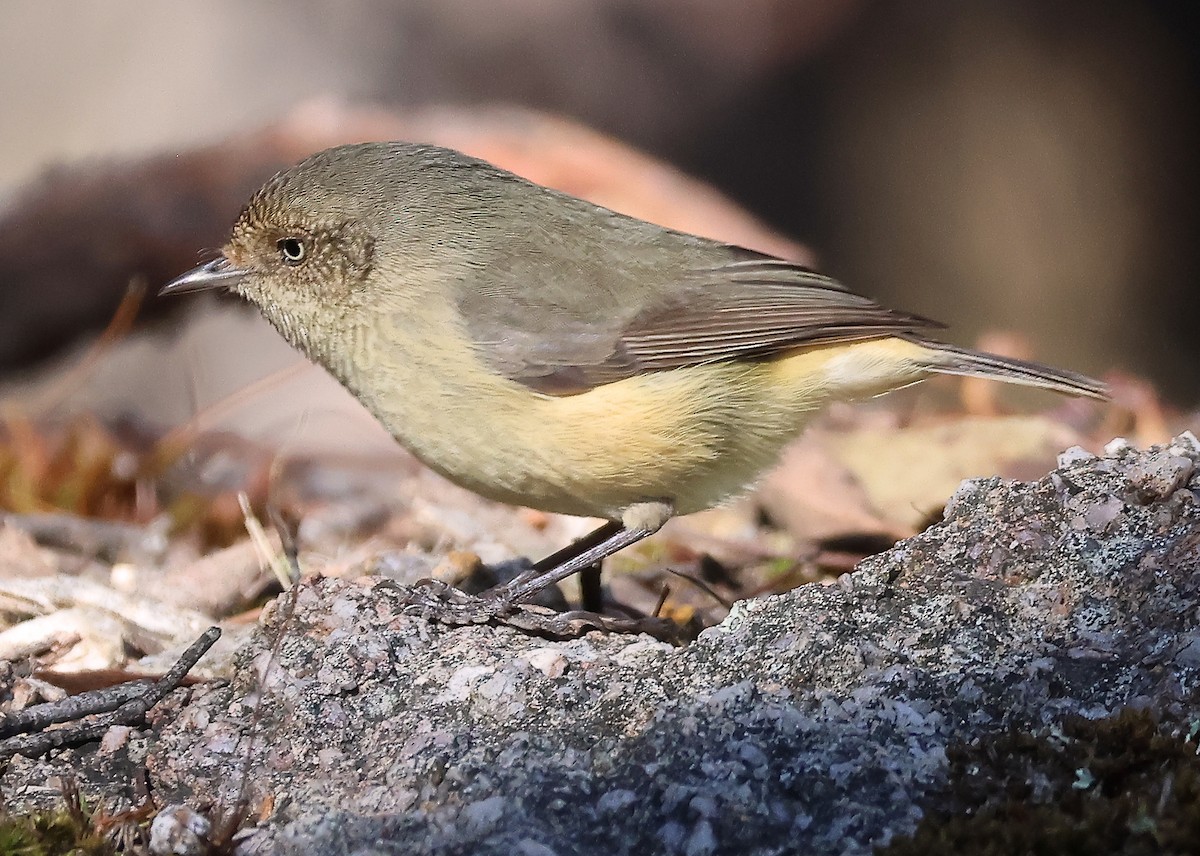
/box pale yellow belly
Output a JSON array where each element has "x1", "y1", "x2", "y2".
[{"x1": 377, "y1": 337, "x2": 929, "y2": 520}]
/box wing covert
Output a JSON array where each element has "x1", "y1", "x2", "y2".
[{"x1": 456, "y1": 246, "x2": 941, "y2": 395}]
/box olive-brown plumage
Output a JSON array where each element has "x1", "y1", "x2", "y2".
[{"x1": 163, "y1": 142, "x2": 1107, "y2": 608}]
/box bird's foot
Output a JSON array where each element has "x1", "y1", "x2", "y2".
[
  {"x1": 389, "y1": 577, "x2": 690, "y2": 643},
  {"x1": 392, "y1": 578, "x2": 511, "y2": 626}
]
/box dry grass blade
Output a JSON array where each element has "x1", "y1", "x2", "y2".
[
  {"x1": 238, "y1": 492, "x2": 293, "y2": 590},
  {"x1": 151, "y1": 360, "x2": 311, "y2": 467},
  {"x1": 28, "y1": 279, "x2": 147, "y2": 417}
]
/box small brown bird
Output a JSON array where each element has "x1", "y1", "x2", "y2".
[{"x1": 163, "y1": 142, "x2": 1106, "y2": 615}]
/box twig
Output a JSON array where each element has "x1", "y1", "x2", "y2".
[
  {"x1": 0, "y1": 681, "x2": 150, "y2": 739},
  {"x1": 154, "y1": 361, "x2": 311, "y2": 462},
  {"x1": 664, "y1": 567, "x2": 735, "y2": 610},
  {"x1": 0, "y1": 510, "x2": 159, "y2": 561},
  {"x1": 0, "y1": 626, "x2": 221, "y2": 760},
  {"x1": 652, "y1": 583, "x2": 670, "y2": 619},
  {"x1": 33, "y1": 279, "x2": 146, "y2": 415}
]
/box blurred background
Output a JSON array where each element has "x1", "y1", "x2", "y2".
[
  {"x1": 0, "y1": 0, "x2": 1196, "y2": 407},
  {"x1": 0, "y1": 0, "x2": 1195, "y2": 665}
]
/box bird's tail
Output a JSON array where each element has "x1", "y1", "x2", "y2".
[{"x1": 909, "y1": 338, "x2": 1109, "y2": 400}]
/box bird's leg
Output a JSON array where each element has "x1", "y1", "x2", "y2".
[
  {"x1": 485, "y1": 501, "x2": 673, "y2": 607},
  {"x1": 497, "y1": 520, "x2": 621, "y2": 594},
  {"x1": 400, "y1": 502, "x2": 674, "y2": 635},
  {"x1": 578, "y1": 564, "x2": 604, "y2": 613},
  {"x1": 491, "y1": 521, "x2": 614, "y2": 612}
]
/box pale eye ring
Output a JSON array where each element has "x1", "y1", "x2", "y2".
[{"x1": 278, "y1": 237, "x2": 306, "y2": 265}]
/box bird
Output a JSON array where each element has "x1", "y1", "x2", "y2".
[{"x1": 162, "y1": 141, "x2": 1107, "y2": 619}]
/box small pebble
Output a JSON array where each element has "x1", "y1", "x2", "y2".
[
  {"x1": 597, "y1": 789, "x2": 638, "y2": 814},
  {"x1": 149, "y1": 805, "x2": 212, "y2": 856},
  {"x1": 98, "y1": 725, "x2": 132, "y2": 755},
  {"x1": 1104, "y1": 437, "x2": 1134, "y2": 456},
  {"x1": 525, "y1": 647, "x2": 568, "y2": 678},
  {"x1": 1057, "y1": 446, "x2": 1095, "y2": 467},
  {"x1": 1127, "y1": 453, "x2": 1194, "y2": 502}
]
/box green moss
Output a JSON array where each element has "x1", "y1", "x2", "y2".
[
  {"x1": 0, "y1": 806, "x2": 115, "y2": 855},
  {"x1": 880, "y1": 708, "x2": 1200, "y2": 856},
  {"x1": 0, "y1": 781, "x2": 128, "y2": 856}
]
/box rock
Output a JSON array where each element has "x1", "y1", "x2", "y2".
[{"x1": 4, "y1": 435, "x2": 1199, "y2": 855}]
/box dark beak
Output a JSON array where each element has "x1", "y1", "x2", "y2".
[{"x1": 160, "y1": 257, "x2": 248, "y2": 296}]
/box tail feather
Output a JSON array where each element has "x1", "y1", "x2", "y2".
[{"x1": 910, "y1": 338, "x2": 1109, "y2": 401}]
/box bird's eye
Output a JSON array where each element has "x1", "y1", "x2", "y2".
[{"x1": 278, "y1": 237, "x2": 306, "y2": 265}]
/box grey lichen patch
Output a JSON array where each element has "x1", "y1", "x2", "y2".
[{"x1": 4, "y1": 436, "x2": 1200, "y2": 855}]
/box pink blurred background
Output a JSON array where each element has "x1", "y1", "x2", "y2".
[{"x1": 1, "y1": 0, "x2": 1196, "y2": 402}]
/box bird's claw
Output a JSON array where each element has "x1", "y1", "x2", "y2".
[
  {"x1": 383, "y1": 578, "x2": 690, "y2": 643},
  {"x1": 396, "y1": 578, "x2": 515, "y2": 625}
]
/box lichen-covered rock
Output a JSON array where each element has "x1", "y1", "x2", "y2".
[{"x1": 6, "y1": 435, "x2": 1200, "y2": 855}]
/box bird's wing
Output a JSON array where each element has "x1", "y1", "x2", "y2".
[{"x1": 457, "y1": 248, "x2": 942, "y2": 396}]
